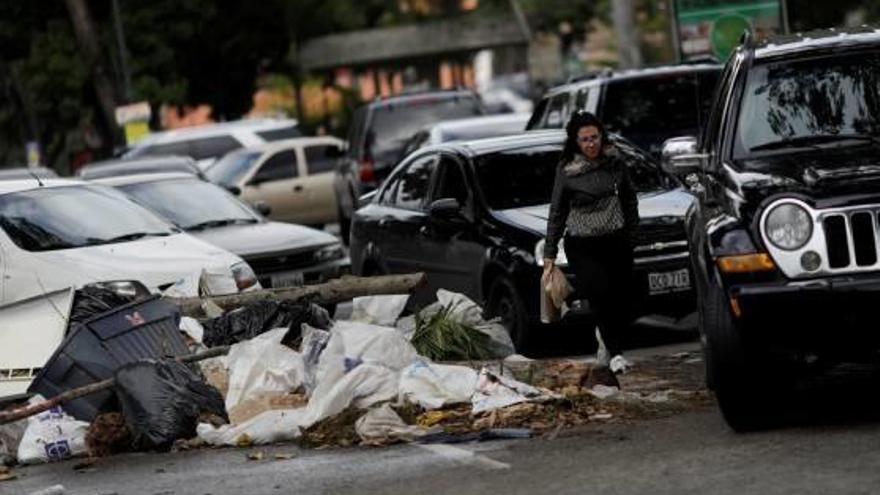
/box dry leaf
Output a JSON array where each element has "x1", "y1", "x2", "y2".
[{"x1": 247, "y1": 451, "x2": 265, "y2": 461}]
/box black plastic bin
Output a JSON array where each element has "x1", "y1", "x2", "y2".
[{"x1": 29, "y1": 295, "x2": 187, "y2": 421}]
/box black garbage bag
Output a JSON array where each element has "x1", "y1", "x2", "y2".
[
  {"x1": 202, "y1": 300, "x2": 331, "y2": 347},
  {"x1": 114, "y1": 359, "x2": 228, "y2": 451},
  {"x1": 68, "y1": 286, "x2": 135, "y2": 328}
]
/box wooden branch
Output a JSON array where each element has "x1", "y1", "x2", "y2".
[
  {"x1": 168, "y1": 273, "x2": 427, "y2": 317},
  {"x1": 0, "y1": 346, "x2": 231, "y2": 425}
]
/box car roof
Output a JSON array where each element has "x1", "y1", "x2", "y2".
[
  {"x1": 543, "y1": 63, "x2": 722, "y2": 97},
  {"x1": 131, "y1": 118, "x2": 299, "y2": 147},
  {"x1": 425, "y1": 113, "x2": 531, "y2": 134},
  {"x1": 0, "y1": 167, "x2": 59, "y2": 180},
  {"x1": 367, "y1": 89, "x2": 479, "y2": 109},
  {"x1": 241, "y1": 136, "x2": 345, "y2": 154},
  {"x1": 432, "y1": 129, "x2": 566, "y2": 157},
  {"x1": 0, "y1": 178, "x2": 93, "y2": 195},
  {"x1": 92, "y1": 172, "x2": 199, "y2": 188},
  {"x1": 79, "y1": 155, "x2": 198, "y2": 175},
  {"x1": 753, "y1": 26, "x2": 880, "y2": 60}
]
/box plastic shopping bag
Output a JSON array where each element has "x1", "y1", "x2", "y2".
[{"x1": 540, "y1": 264, "x2": 572, "y2": 323}]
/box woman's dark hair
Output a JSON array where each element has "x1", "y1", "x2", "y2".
[{"x1": 561, "y1": 111, "x2": 608, "y2": 163}]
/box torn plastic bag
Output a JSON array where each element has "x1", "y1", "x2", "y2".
[
  {"x1": 350, "y1": 295, "x2": 410, "y2": 326},
  {"x1": 179, "y1": 316, "x2": 205, "y2": 345},
  {"x1": 471, "y1": 368, "x2": 560, "y2": 414},
  {"x1": 355, "y1": 404, "x2": 439, "y2": 445},
  {"x1": 68, "y1": 286, "x2": 134, "y2": 328},
  {"x1": 540, "y1": 265, "x2": 572, "y2": 324},
  {"x1": 202, "y1": 300, "x2": 331, "y2": 347},
  {"x1": 17, "y1": 397, "x2": 89, "y2": 464},
  {"x1": 301, "y1": 325, "x2": 331, "y2": 396},
  {"x1": 114, "y1": 359, "x2": 228, "y2": 451},
  {"x1": 224, "y1": 327, "x2": 305, "y2": 411},
  {"x1": 197, "y1": 408, "x2": 306, "y2": 447},
  {"x1": 398, "y1": 360, "x2": 479, "y2": 410}
]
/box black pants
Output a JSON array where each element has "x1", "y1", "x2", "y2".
[{"x1": 565, "y1": 232, "x2": 634, "y2": 357}]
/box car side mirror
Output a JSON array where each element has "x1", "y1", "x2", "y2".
[
  {"x1": 226, "y1": 185, "x2": 242, "y2": 196},
  {"x1": 429, "y1": 198, "x2": 464, "y2": 221},
  {"x1": 661, "y1": 136, "x2": 707, "y2": 178},
  {"x1": 253, "y1": 201, "x2": 272, "y2": 217}
]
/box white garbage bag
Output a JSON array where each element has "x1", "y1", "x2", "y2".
[
  {"x1": 17, "y1": 398, "x2": 89, "y2": 464},
  {"x1": 355, "y1": 403, "x2": 438, "y2": 444},
  {"x1": 398, "y1": 360, "x2": 479, "y2": 410},
  {"x1": 350, "y1": 295, "x2": 410, "y2": 326},
  {"x1": 179, "y1": 316, "x2": 205, "y2": 344},
  {"x1": 301, "y1": 324, "x2": 331, "y2": 396},
  {"x1": 224, "y1": 327, "x2": 305, "y2": 411},
  {"x1": 433, "y1": 290, "x2": 516, "y2": 357},
  {"x1": 197, "y1": 408, "x2": 306, "y2": 446},
  {"x1": 471, "y1": 368, "x2": 559, "y2": 414}
]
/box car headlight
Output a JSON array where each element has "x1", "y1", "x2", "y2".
[
  {"x1": 534, "y1": 238, "x2": 569, "y2": 267},
  {"x1": 231, "y1": 262, "x2": 259, "y2": 291},
  {"x1": 315, "y1": 243, "x2": 345, "y2": 263},
  {"x1": 764, "y1": 203, "x2": 813, "y2": 250}
]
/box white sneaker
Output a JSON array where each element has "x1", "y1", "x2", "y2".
[{"x1": 609, "y1": 354, "x2": 633, "y2": 374}]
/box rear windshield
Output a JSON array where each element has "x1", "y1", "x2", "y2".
[
  {"x1": 0, "y1": 185, "x2": 174, "y2": 252},
  {"x1": 475, "y1": 146, "x2": 561, "y2": 210},
  {"x1": 120, "y1": 179, "x2": 257, "y2": 230},
  {"x1": 141, "y1": 135, "x2": 242, "y2": 161},
  {"x1": 369, "y1": 97, "x2": 483, "y2": 157}
]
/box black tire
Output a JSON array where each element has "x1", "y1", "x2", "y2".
[
  {"x1": 486, "y1": 276, "x2": 531, "y2": 352},
  {"x1": 701, "y1": 279, "x2": 780, "y2": 431}
]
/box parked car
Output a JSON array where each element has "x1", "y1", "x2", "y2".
[
  {"x1": 77, "y1": 155, "x2": 205, "y2": 180},
  {"x1": 0, "y1": 179, "x2": 257, "y2": 305},
  {"x1": 0, "y1": 167, "x2": 58, "y2": 180},
  {"x1": 398, "y1": 113, "x2": 531, "y2": 159},
  {"x1": 350, "y1": 131, "x2": 695, "y2": 350},
  {"x1": 334, "y1": 89, "x2": 485, "y2": 241},
  {"x1": 94, "y1": 173, "x2": 349, "y2": 290},
  {"x1": 206, "y1": 137, "x2": 343, "y2": 227},
  {"x1": 526, "y1": 64, "x2": 721, "y2": 155},
  {"x1": 124, "y1": 118, "x2": 301, "y2": 170},
  {"x1": 663, "y1": 28, "x2": 880, "y2": 431}
]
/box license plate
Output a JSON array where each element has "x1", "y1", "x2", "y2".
[
  {"x1": 270, "y1": 271, "x2": 304, "y2": 288},
  {"x1": 648, "y1": 268, "x2": 691, "y2": 294}
]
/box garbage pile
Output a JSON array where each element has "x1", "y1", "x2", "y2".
[{"x1": 0, "y1": 283, "x2": 709, "y2": 471}]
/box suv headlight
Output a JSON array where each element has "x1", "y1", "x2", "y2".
[
  {"x1": 535, "y1": 239, "x2": 568, "y2": 267},
  {"x1": 315, "y1": 243, "x2": 345, "y2": 263},
  {"x1": 231, "y1": 262, "x2": 259, "y2": 291},
  {"x1": 764, "y1": 203, "x2": 813, "y2": 250}
]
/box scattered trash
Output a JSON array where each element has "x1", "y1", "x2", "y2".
[
  {"x1": 300, "y1": 407, "x2": 363, "y2": 448},
  {"x1": 419, "y1": 428, "x2": 532, "y2": 444},
  {"x1": 197, "y1": 408, "x2": 304, "y2": 447},
  {"x1": 223, "y1": 328, "x2": 305, "y2": 412},
  {"x1": 589, "y1": 385, "x2": 621, "y2": 400},
  {"x1": 540, "y1": 264, "x2": 571, "y2": 324},
  {"x1": 201, "y1": 300, "x2": 330, "y2": 347},
  {"x1": 114, "y1": 359, "x2": 227, "y2": 451},
  {"x1": 17, "y1": 398, "x2": 89, "y2": 464},
  {"x1": 68, "y1": 286, "x2": 135, "y2": 328},
  {"x1": 398, "y1": 361, "x2": 478, "y2": 410},
  {"x1": 86, "y1": 413, "x2": 132, "y2": 457},
  {"x1": 350, "y1": 295, "x2": 410, "y2": 326},
  {"x1": 411, "y1": 302, "x2": 494, "y2": 361},
  {"x1": 0, "y1": 419, "x2": 27, "y2": 465},
  {"x1": 179, "y1": 317, "x2": 205, "y2": 345},
  {"x1": 229, "y1": 393, "x2": 308, "y2": 426},
  {"x1": 247, "y1": 451, "x2": 265, "y2": 461},
  {"x1": 301, "y1": 325, "x2": 331, "y2": 396},
  {"x1": 355, "y1": 404, "x2": 439, "y2": 446},
  {"x1": 589, "y1": 413, "x2": 614, "y2": 421},
  {"x1": 0, "y1": 465, "x2": 16, "y2": 481},
  {"x1": 472, "y1": 369, "x2": 559, "y2": 414},
  {"x1": 428, "y1": 291, "x2": 515, "y2": 358},
  {"x1": 416, "y1": 410, "x2": 459, "y2": 428}
]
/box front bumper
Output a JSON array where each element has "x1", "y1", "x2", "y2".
[
  {"x1": 733, "y1": 273, "x2": 880, "y2": 355},
  {"x1": 255, "y1": 257, "x2": 351, "y2": 289}
]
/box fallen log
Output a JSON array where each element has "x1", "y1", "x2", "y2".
[
  {"x1": 168, "y1": 272, "x2": 427, "y2": 317},
  {"x1": 0, "y1": 346, "x2": 231, "y2": 425}
]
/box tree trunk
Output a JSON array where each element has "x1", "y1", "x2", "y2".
[
  {"x1": 65, "y1": 0, "x2": 121, "y2": 147},
  {"x1": 612, "y1": 0, "x2": 642, "y2": 69},
  {"x1": 168, "y1": 273, "x2": 428, "y2": 317}
]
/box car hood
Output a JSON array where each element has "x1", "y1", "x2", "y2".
[
  {"x1": 6, "y1": 234, "x2": 245, "y2": 304},
  {"x1": 491, "y1": 188, "x2": 694, "y2": 236},
  {"x1": 191, "y1": 221, "x2": 338, "y2": 258},
  {"x1": 735, "y1": 147, "x2": 880, "y2": 201}
]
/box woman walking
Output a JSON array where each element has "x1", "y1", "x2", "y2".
[{"x1": 543, "y1": 111, "x2": 639, "y2": 374}]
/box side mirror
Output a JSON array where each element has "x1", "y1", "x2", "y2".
[
  {"x1": 226, "y1": 185, "x2": 242, "y2": 196},
  {"x1": 253, "y1": 201, "x2": 272, "y2": 217},
  {"x1": 429, "y1": 198, "x2": 464, "y2": 221},
  {"x1": 661, "y1": 136, "x2": 707, "y2": 178}
]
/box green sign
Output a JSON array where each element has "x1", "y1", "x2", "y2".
[{"x1": 674, "y1": 0, "x2": 783, "y2": 60}]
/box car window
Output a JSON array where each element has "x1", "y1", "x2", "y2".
[
  {"x1": 696, "y1": 71, "x2": 721, "y2": 132},
  {"x1": 304, "y1": 145, "x2": 340, "y2": 175},
  {"x1": 206, "y1": 150, "x2": 262, "y2": 187},
  {"x1": 475, "y1": 146, "x2": 561, "y2": 210},
  {"x1": 526, "y1": 98, "x2": 550, "y2": 129},
  {"x1": 348, "y1": 107, "x2": 367, "y2": 157},
  {"x1": 612, "y1": 138, "x2": 667, "y2": 192},
  {"x1": 256, "y1": 126, "x2": 302, "y2": 141},
  {"x1": 433, "y1": 156, "x2": 470, "y2": 211},
  {"x1": 394, "y1": 155, "x2": 437, "y2": 210},
  {"x1": 253, "y1": 149, "x2": 298, "y2": 183},
  {"x1": 575, "y1": 88, "x2": 590, "y2": 111},
  {"x1": 544, "y1": 94, "x2": 570, "y2": 129},
  {"x1": 120, "y1": 179, "x2": 257, "y2": 230},
  {"x1": 0, "y1": 185, "x2": 175, "y2": 252}
]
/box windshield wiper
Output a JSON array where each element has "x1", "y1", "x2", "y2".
[
  {"x1": 101, "y1": 232, "x2": 170, "y2": 243},
  {"x1": 185, "y1": 218, "x2": 257, "y2": 231},
  {"x1": 750, "y1": 134, "x2": 880, "y2": 152}
]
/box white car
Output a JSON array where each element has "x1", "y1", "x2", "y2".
[
  {"x1": 207, "y1": 136, "x2": 344, "y2": 227},
  {"x1": 124, "y1": 118, "x2": 301, "y2": 170},
  {"x1": 0, "y1": 179, "x2": 259, "y2": 305}
]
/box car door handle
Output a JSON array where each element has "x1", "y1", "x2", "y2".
[{"x1": 293, "y1": 185, "x2": 304, "y2": 193}]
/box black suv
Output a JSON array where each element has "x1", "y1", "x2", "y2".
[
  {"x1": 351, "y1": 131, "x2": 696, "y2": 350},
  {"x1": 333, "y1": 90, "x2": 484, "y2": 241},
  {"x1": 663, "y1": 28, "x2": 880, "y2": 430},
  {"x1": 527, "y1": 64, "x2": 721, "y2": 156}
]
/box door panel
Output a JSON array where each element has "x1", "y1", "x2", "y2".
[{"x1": 241, "y1": 149, "x2": 309, "y2": 224}]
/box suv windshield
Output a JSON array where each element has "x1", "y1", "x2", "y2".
[
  {"x1": 119, "y1": 179, "x2": 258, "y2": 231},
  {"x1": 0, "y1": 185, "x2": 175, "y2": 252},
  {"x1": 734, "y1": 51, "x2": 880, "y2": 160},
  {"x1": 369, "y1": 96, "x2": 482, "y2": 159},
  {"x1": 206, "y1": 150, "x2": 262, "y2": 187}
]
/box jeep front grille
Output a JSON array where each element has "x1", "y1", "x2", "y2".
[{"x1": 823, "y1": 212, "x2": 879, "y2": 269}]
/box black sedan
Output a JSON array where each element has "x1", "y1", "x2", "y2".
[{"x1": 350, "y1": 131, "x2": 695, "y2": 349}]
